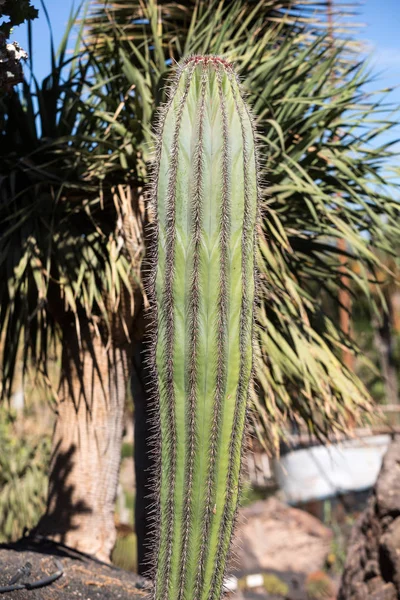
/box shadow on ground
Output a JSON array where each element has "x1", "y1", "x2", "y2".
[{"x1": 0, "y1": 538, "x2": 149, "y2": 599}]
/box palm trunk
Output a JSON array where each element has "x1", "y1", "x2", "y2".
[
  {"x1": 36, "y1": 320, "x2": 131, "y2": 562},
  {"x1": 374, "y1": 310, "x2": 399, "y2": 409},
  {"x1": 391, "y1": 289, "x2": 400, "y2": 334},
  {"x1": 338, "y1": 238, "x2": 354, "y2": 371}
]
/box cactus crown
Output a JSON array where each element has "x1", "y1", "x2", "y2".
[{"x1": 147, "y1": 55, "x2": 259, "y2": 600}]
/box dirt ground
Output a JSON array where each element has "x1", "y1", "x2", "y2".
[
  {"x1": 0, "y1": 494, "x2": 338, "y2": 600},
  {"x1": 0, "y1": 539, "x2": 149, "y2": 600}
]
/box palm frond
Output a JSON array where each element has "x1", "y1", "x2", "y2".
[
  {"x1": 0, "y1": 13, "x2": 143, "y2": 398},
  {"x1": 83, "y1": 0, "x2": 362, "y2": 53},
  {"x1": 80, "y1": 1, "x2": 400, "y2": 447},
  {"x1": 1, "y1": 0, "x2": 400, "y2": 451}
]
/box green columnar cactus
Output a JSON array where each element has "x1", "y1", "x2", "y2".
[{"x1": 148, "y1": 55, "x2": 259, "y2": 600}]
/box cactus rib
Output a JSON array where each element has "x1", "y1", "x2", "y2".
[
  {"x1": 155, "y1": 63, "x2": 196, "y2": 600},
  {"x1": 206, "y1": 68, "x2": 257, "y2": 600},
  {"x1": 149, "y1": 55, "x2": 259, "y2": 600},
  {"x1": 192, "y1": 62, "x2": 231, "y2": 600}
]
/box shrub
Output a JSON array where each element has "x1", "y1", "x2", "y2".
[
  {"x1": 263, "y1": 573, "x2": 289, "y2": 596},
  {"x1": 0, "y1": 410, "x2": 50, "y2": 541},
  {"x1": 306, "y1": 571, "x2": 334, "y2": 600}
]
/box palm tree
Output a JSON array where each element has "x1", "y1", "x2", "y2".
[
  {"x1": 1, "y1": 0, "x2": 399, "y2": 568},
  {"x1": 0, "y1": 14, "x2": 145, "y2": 559}
]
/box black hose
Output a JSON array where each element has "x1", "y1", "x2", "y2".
[{"x1": 0, "y1": 559, "x2": 63, "y2": 594}]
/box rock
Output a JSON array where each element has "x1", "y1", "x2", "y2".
[
  {"x1": 232, "y1": 497, "x2": 332, "y2": 575},
  {"x1": 380, "y1": 518, "x2": 400, "y2": 588},
  {"x1": 339, "y1": 437, "x2": 400, "y2": 600},
  {"x1": 369, "y1": 582, "x2": 397, "y2": 600},
  {"x1": 227, "y1": 591, "x2": 245, "y2": 600},
  {"x1": 375, "y1": 442, "x2": 400, "y2": 518}
]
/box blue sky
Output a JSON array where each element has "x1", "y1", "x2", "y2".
[
  {"x1": 9, "y1": 0, "x2": 400, "y2": 142},
  {"x1": 361, "y1": 0, "x2": 400, "y2": 101},
  {"x1": 11, "y1": 1, "x2": 400, "y2": 84}
]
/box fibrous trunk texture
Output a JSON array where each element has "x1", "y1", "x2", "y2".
[
  {"x1": 36, "y1": 321, "x2": 131, "y2": 562},
  {"x1": 148, "y1": 56, "x2": 259, "y2": 600},
  {"x1": 374, "y1": 309, "x2": 399, "y2": 408}
]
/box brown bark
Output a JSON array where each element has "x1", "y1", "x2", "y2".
[
  {"x1": 338, "y1": 238, "x2": 354, "y2": 372},
  {"x1": 327, "y1": 4, "x2": 354, "y2": 375},
  {"x1": 33, "y1": 186, "x2": 146, "y2": 561},
  {"x1": 374, "y1": 311, "x2": 399, "y2": 410},
  {"x1": 36, "y1": 320, "x2": 131, "y2": 562},
  {"x1": 391, "y1": 290, "x2": 400, "y2": 334},
  {"x1": 339, "y1": 436, "x2": 400, "y2": 600}
]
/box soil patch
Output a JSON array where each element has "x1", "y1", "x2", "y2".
[{"x1": 0, "y1": 538, "x2": 149, "y2": 599}]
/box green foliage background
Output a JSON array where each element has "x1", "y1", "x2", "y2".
[
  {"x1": 0, "y1": 0, "x2": 399, "y2": 454},
  {"x1": 0, "y1": 410, "x2": 49, "y2": 541}
]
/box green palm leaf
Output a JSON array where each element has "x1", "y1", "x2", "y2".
[{"x1": 1, "y1": 0, "x2": 399, "y2": 452}]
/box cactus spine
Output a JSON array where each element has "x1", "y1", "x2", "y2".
[{"x1": 148, "y1": 55, "x2": 259, "y2": 600}]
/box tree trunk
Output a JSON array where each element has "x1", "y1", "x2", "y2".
[
  {"x1": 374, "y1": 310, "x2": 399, "y2": 409},
  {"x1": 36, "y1": 320, "x2": 131, "y2": 562},
  {"x1": 338, "y1": 238, "x2": 354, "y2": 372},
  {"x1": 339, "y1": 436, "x2": 400, "y2": 600},
  {"x1": 391, "y1": 289, "x2": 400, "y2": 334}
]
